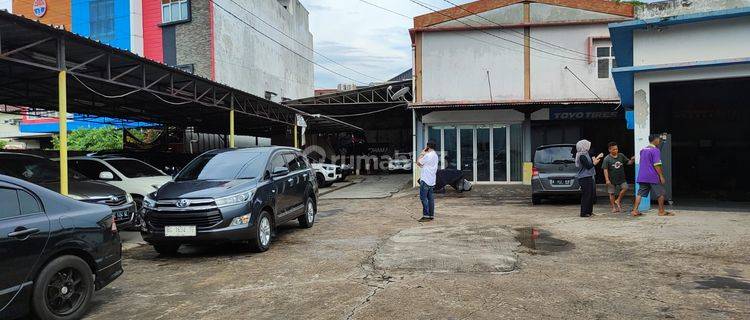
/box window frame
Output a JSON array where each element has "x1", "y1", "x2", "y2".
[
  {"x1": 161, "y1": 0, "x2": 191, "y2": 26},
  {"x1": 89, "y1": 0, "x2": 116, "y2": 42}
]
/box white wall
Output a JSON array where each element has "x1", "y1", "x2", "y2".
[
  {"x1": 129, "y1": 0, "x2": 143, "y2": 56},
  {"x1": 633, "y1": 16, "x2": 750, "y2": 67},
  {"x1": 422, "y1": 109, "x2": 549, "y2": 124},
  {"x1": 420, "y1": 23, "x2": 619, "y2": 103},
  {"x1": 213, "y1": 0, "x2": 314, "y2": 100}
]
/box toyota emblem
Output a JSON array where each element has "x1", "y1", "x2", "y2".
[{"x1": 176, "y1": 199, "x2": 191, "y2": 208}]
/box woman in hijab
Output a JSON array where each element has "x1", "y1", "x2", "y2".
[{"x1": 575, "y1": 140, "x2": 604, "y2": 217}]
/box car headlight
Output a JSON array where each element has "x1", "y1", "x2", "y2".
[
  {"x1": 125, "y1": 193, "x2": 134, "y2": 204},
  {"x1": 215, "y1": 190, "x2": 254, "y2": 207},
  {"x1": 143, "y1": 194, "x2": 156, "y2": 209},
  {"x1": 231, "y1": 214, "x2": 251, "y2": 226}
]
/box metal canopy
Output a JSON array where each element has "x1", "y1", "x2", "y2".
[
  {"x1": 0, "y1": 11, "x2": 360, "y2": 135},
  {"x1": 284, "y1": 80, "x2": 412, "y2": 116}
]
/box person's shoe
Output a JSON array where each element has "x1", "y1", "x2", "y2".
[{"x1": 418, "y1": 217, "x2": 432, "y2": 222}]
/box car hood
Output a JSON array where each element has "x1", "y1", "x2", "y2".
[
  {"x1": 128, "y1": 175, "x2": 172, "y2": 187},
  {"x1": 155, "y1": 179, "x2": 258, "y2": 199},
  {"x1": 38, "y1": 180, "x2": 127, "y2": 198}
]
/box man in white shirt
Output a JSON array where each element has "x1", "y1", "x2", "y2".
[{"x1": 417, "y1": 141, "x2": 439, "y2": 221}]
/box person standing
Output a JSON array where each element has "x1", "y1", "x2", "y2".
[
  {"x1": 602, "y1": 142, "x2": 635, "y2": 213},
  {"x1": 575, "y1": 140, "x2": 604, "y2": 217},
  {"x1": 417, "y1": 141, "x2": 439, "y2": 222},
  {"x1": 632, "y1": 134, "x2": 673, "y2": 217}
]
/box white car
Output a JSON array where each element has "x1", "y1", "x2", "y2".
[
  {"x1": 68, "y1": 156, "x2": 172, "y2": 209},
  {"x1": 388, "y1": 153, "x2": 413, "y2": 171},
  {"x1": 309, "y1": 162, "x2": 342, "y2": 187}
]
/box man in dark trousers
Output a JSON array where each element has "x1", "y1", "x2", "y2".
[{"x1": 632, "y1": 134, "x2": 673, "y2": 217}]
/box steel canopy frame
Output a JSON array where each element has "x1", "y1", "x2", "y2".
[{"x1": 0, "y1": 11, "x2": 361, "y2": 194}]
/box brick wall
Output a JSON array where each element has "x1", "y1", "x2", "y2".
[{"x1": 175, "y1": 0, "x2": 211, "y2": 78}]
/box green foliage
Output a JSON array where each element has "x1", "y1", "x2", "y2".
[
  {"x1": 52, "y1": 127, "x2": 123, "y2": 151},
  {"x1": 0, "y1": 140, "x2": 7, "y2": 150}
]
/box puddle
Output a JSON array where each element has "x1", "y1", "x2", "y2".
[
  {"x1": 695, "y1": 276, "x2": 750, "y2": 294},
  {"x1": 514, "y1": 227, "x2": 573, "y2": 254}
]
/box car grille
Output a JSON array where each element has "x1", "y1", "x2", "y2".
[
  {"x1": 145, "y1": 198, "x2": 223, "y2": 230},
  {"x1": 81, "y1": 194, "x2": 128, "y2": 207},
  {"x1": 146, "y1": 209, "x2": 224, "y2": 230}
]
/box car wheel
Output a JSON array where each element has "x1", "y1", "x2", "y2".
[
  {"x1": 32, "y1": 255, "x2": 94, "y2": 320},
  {"x1": 153, "y1": 244, "x2": 180, "y2": 255},
  {"x1": 316, "y1": 173, "x2": 326, "y2": 187},
  {"x1": 250, "y1": 211, "x2": 273, "y2": 252},
  {"x1": 298, "y1": 197, "x2": 316, "y2": 228},
  {"x1": 532, "y1": 195, "x2": 542, "y2": 205}
]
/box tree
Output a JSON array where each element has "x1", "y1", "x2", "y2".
[
  {"x1": 0, "y1": 140, "x2": 7, "y2": 150},
  {"x1": 52, "y1": 127, "x2": 123, "y2": 151}
]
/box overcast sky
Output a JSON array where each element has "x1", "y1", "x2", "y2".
[{"x1": 298, "y1": 0, "x2": 657, "y2": 89}]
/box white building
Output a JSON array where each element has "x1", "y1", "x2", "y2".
[
  {"x1": 411, "y1": 0, "x2": 634, "y2": 184},
  {"x1": 610, "y1": 0, "x2": 750, "y2": 205}
]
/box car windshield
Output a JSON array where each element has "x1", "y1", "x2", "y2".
[
  {"x1": 175, "y1": 151, "x2": 264, "y2": 181},
  {"x1": 535, "y1": 146, "x2": 576, "y2": 164},
  {"x1": 0, "y1": 155, "x2": 87, "y2": 183},
  {"x1": 106, "y1": 159, "x2": 164, "y2": 178}
]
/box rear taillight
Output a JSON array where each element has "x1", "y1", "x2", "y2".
[
  {"x1": 532, "y1": 167, "x2": 539, "y2": 177},
  {"x1": 111, "y1": 216, "x2": 118, "y2": 233}
]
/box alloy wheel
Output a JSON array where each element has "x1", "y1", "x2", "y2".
[
  {"x1": 46, "y1": 267, "x2": 87, "y2": 316},
  {"x1": 306, "y1": 200, "x2": 315, "y2": 224},
  {"x1": 259, "y1": 216, "x2": 271, "y2": 246}
]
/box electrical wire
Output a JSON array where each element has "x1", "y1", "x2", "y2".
[
  {"x1": 148, "y1": 91, "x2": 194, "y2": 105},
  {"x1": 70, "y1": 73, "x2": 141, "y2": 99},
  {"x1": 439, "y1": 0, "x2": 591, "y2": 58},
  {"x1": 225, "y1": 0, "x2": 384, "y2": 83},
  {"x1": 210, "y1": 0, "x2": 373, "y2": 86},
  {"x1": 409, "y1": 0, "x2": 588, "y2": 62},
  {"x1": 359, "y1": 0, "x2": 413, "y2": 19}
]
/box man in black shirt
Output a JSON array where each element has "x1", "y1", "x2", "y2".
[{"x1": 602, "y1": 142, "x2": 635, "y2": 213}]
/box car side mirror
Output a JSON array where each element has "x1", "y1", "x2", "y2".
[
  {"x1": 99, "y1": 171, "x2": 114, "y2": 180},
  {"x1": 272, "y1": 167, "x2": 289, "y2": 177}
]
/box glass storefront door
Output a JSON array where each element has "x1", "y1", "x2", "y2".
[{"x1": 427, "y1": 124, "x2": 522, "y2": 183}]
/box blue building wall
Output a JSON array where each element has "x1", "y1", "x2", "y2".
[{"x1": 71, "y1": 0, "x2": 131, "y2": 50}]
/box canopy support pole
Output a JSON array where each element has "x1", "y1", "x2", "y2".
[
  {"x1": 229, "y1": 94, "x2": 235, "y2": 148},
  {"x1": 58, "y1": 70, "x2": 68, "y2": 195}
]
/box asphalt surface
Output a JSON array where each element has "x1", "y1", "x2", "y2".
[{"x1": 83, "y1": 183, "x2": 749, "y2": 320}]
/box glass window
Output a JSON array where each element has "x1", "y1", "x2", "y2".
[
  {"x1": 459, "y1": 128, "x2": 474, "y2": 180},
  {"x1": 596, "y1": 46, "x2": 615, "y2": 79},
  {"x1": 90, "y1": 0, "x2": 115, "y2": 42},
  {"x1": 0, "y1": 188, "x2": 20, "y2": 219},
  {"x1": 0, "y1": 155, "x2": 87, "y2": 184},
  {"x1": 295, "y1": 155, "x2": 309, "y2": 169},
  {"x1": 162, "y1": 0, "x2": 190, "y2": 24},
  {"x1": 71, "y1": 160, "x2": 115, "y2": 180},
  {"x1": 427, "y1": 127, "x2": 442, "y2": 167},
  {"x1": 269, "y1": 153, "x2": 287, "y2": 170},
  {"x1": 176, "y1": 151, "x2": 263, "y2": 181},
  {"x1": 284, "y1": 153, "x2": 301, "y2": 172},
  {"x1": 534, "y1": 146, "x2": 576, "y2": 164},
  {"x1": 443, "y1": 127, "x2": 457, "y2": 170},
  {"x1": 18, "y1": 190, "x2": 42, "y2": 215},
  {"x1": 106, "y1": 159, "x2": 164, "y2": 178},
  {"x1": 493, "y1": 126, "x2": 507, "y2": 182},
  {"x1": 510, "y1": 124, "x2": 523, "y2": 181},
  {"x1": 476, "y1": 127, "x2": 490, "y2": 182}
]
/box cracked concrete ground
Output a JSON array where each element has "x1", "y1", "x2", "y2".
[{"x1": 84, "y1": 186, "x2": 750, "y2": 320}]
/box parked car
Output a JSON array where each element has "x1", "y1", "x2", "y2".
[
  {"x1": 531, "y1": 144, "x2": 582, "y2": 204},
  {"x1": 0, "y1": 153, "x2": 137, "y2": 229},
  {"x1": 68, "y1": 156, "x2": 172, "y2": 210},
  {"x1": 0, "y1": 174, "x2": 122, "y2": 320},
  {"x1": 309, "y1": 161, "x2": 341, "y2": 187},
  {"x1": 141, "y1": 147, "x2": 318, "y2": 254},
  {"x1": 388, "y1": 152, "x2": 413, "y2": 172}
]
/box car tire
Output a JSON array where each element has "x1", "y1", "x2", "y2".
[
  {"x1": 32, "y1": 255, "x2": 94, "y2": 320},
  {"x1": 316, "y1": 173, "x2": 326, "y2": 188},
  {"x1": 250, "y1": 211, "x2": 273, "y2": 253},
  {"x1": 153, "y1": 244, "x2": 180, "y2": 255},
  {"x1": 298, "y1": 197, "x2": 316, "y2": 228},
  {"x1": 532, "y1": 195, "x2": 542, "y2": 205}
]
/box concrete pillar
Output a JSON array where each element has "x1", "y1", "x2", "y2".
[
  {"x1": 413, "y1": 110, "x2": 425, "y2": 187},
  {"x1": 58, "y1": 70, "x2": 68, "y2": 195},
  {"x1": 522, "y1": 112, "x2": 532, "y2": 162},
  {"x1": 634, "y1": 85, "x2": 652, "y2": 212}
]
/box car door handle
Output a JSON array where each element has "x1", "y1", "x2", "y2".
[{"x1": 8, "y1": 227, "x2": 40, "y2": 239}]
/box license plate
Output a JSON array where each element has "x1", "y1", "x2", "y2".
[
  {"x1": 113, "y1": 210, "x2": 130, "y2": 220},
  {"x1": 165, "y1": 226, "x2": 196, "y2": 237},
  {"x1": 552, "y1": 179, "x2": 570, "y2": 185}
]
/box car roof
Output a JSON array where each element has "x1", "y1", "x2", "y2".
[
  {"x1": 205, "y1": 146, "x2": 299, "y2": 156},
  {"x1": 0, "y1": 152, "x2": 48, "y2": 159}
]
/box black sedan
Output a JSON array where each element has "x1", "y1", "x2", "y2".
[{"x1": 0, "y1": 174, "x2": 123, "y2": 320}]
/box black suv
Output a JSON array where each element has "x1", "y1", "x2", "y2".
[
  {"x1": 141, "y1": 147, "x2": 318, "y2": 254},
  {"x1": 0, "y1": 174, "x2": 122, "y2": 320}
]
